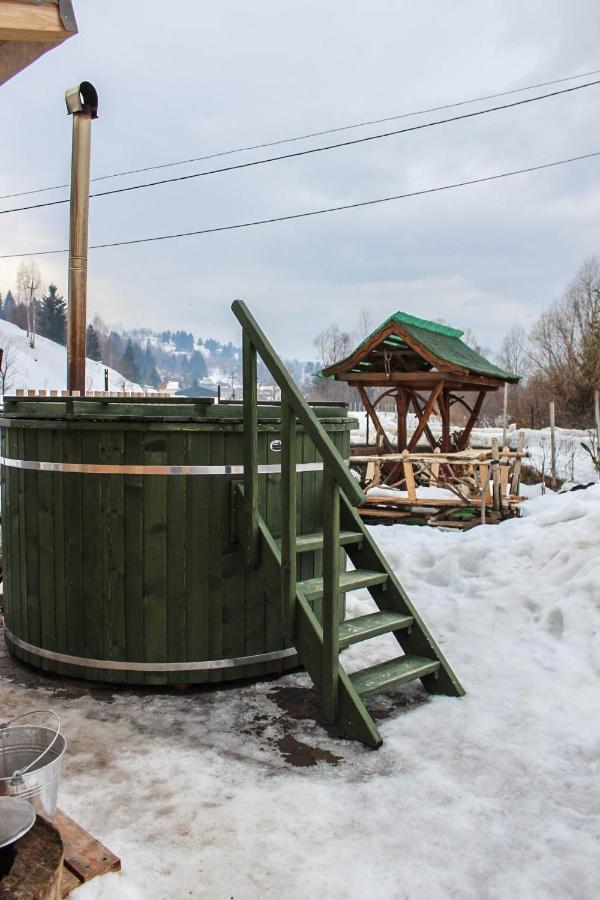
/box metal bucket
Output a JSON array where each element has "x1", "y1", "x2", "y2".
[{"x1": 0, "y1": 711, "x2": 66, "y2": 818}]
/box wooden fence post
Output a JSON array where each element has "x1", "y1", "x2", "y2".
[
  {"x1": 549, "y1": 401, "x2": 557, "y2": 489},
  {"x1": 502, "y1": 382, "x2": 508, "y2": 448}
]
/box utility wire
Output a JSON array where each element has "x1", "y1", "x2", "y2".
[
  {"x1": 1, "y1": 65, "x2": 599, "y2": 201},
  {"x1": 1, "y1": 149, "x2": 597, "y2": 260},
  {"x1": 1, "y1": 76, "x2": 599, "y2": 218}
]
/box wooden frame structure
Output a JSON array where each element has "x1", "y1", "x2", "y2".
[
  {"x1": 0, "y1": 0, "x2": 77, "y2": 86},
  {"x1": 321, "y1": 311, "x2": 519, "y2": 457}
]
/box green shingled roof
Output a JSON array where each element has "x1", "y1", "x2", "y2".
[{"x1": 320, "y1": 310, "x2": 520, "y2": 382}]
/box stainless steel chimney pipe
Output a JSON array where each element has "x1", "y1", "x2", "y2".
[{"x1": 65, "y1": 81, "x2": 98, "y2": 395}]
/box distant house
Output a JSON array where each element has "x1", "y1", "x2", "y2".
[
  {"x1": 157, "y1": 379, "x2": 181, "y2": 396},
  {"x1": 177, "y1": 384, "x2": 218, "y2": 399}
]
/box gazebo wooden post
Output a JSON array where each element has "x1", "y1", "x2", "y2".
[
  {"x1": 457, "y1": 389, "x2": 487, "y2": 450},
  {"x1": 395, "y1": 388, "x2": 408, "y2": 451},
  {"x1": 439, "y1": 388, "x2": 452, "y2": 451},
  {"x1": 356, "y1": 385, "x2": 395, "y2": 454}
]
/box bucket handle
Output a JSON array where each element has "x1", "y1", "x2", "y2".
[{"x1": 0, "y1": 709, "x2": 61, "y2": 779}]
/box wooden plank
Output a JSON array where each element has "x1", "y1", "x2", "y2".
[
  {"x1": 36, "y1": 429, "x2": 57, "y2": 666},
  {"x1": 52, "y1": 429, "x2": 67, "y2": 665},
  {"x1": 142, "y1": 434, "x2": 169, "y2": 684},
  {"x1": 102, "y1": 430, "x2": 126, "y2": 672},
  {"x1": 511, "y1": 431, "x2": 525, "y2": 495},
  {"x1": 208, "y1": 430, "x2": 225, "y2": 683},
  {"x1": 242, "y1": 332, "x2": 259, "y2": 566},
  {"x1": 0, "y1": 1, "x2": 72, "y2": 42},
  {"x1": 402, "y1": 450, "x2": 417, "y2": 501},
  {"x1": 81, "y1": 430, "x2": 104, "y2": 676},
  {"x1": 124, "y1": 430, "x2": 144, "y2": 684},
  {"x1": 500, "y1": 445, "x2": 509, "y2": 506},
  {"x1": 321, "y1": 471, "x2": 340, "y2": 722},
  {"x1": 23, "y1": 428, "x2": 41, "y2": 654},
  {"x1": 338, "y1": 371, "x2": 502, "y2": 388},
  {"x1": 51, "y1": 809, "x2": 120, "y2": 885},
  {"x1": 457, "y1": 389, "x2": 487, "y2": 450},
  {"x1": 166, "y1": 431, "x2": 187, "y2": 682},
  {"x1": 491, "y1": 438, "x2": 501, "y2": 511},
  {"x1": 185, "y1": 430, "x2": 211, "y2": 680},
  {"x1": 280, "y1": 402, "x2": 297, "y2": 641}
]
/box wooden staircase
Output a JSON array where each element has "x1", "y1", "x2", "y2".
[{"x1": 232, "y1": 300, "x2": 464, "y2": 748}]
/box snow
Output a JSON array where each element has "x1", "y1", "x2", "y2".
[
  {"x1": 1, "y1": 487, "x2": 599, "y2": 898},
  {"x1": 0, "y1": 320, "x2": 140, "y2": 393}
]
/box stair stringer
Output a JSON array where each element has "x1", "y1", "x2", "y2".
[
  {"x1": 248, "y1": 500, "x2": 383, "y2": 748},
  {"x1": 339, "y1": 493, "x2": 465, "y2": 697}
]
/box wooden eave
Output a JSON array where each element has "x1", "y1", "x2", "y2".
[
  {"x1": 0, "y1": 1, "x2": 77, "y2": 86},
  {"x1": 342, "y1": 371, "x2": 502, "y2": 391}
]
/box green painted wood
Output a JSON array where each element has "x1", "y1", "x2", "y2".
[
  {"x1": 338, "y1": 610, "x2": 414, "y2": 649},
  {"x1": 232, "y1": 299, "x2": 364, "y2": 505},
  {"x1": 52, "y1": 429, "x2": 67, "y2": 662},
  {"x1": 124, "y1": 429, "x2": 144, "y2": 683},
  {"x1": 166, "y1": 431, "x2": 187, "y2": 683},
  {"x1": 339, "y1": 492, "x2": 465, "y2": 697},
  {"x1": 185, "y1": 430, "x2": 210, "y2": 681},
  {"x1": 81, "y1": 430, "x2": 105, "y2": 676},
  {"x1": 280, "y1": 402, "x2": 296, "y2": 641},
  {"x1": 23, "y1": 429, "x2": 41, "y2": 660},
  {"x1": 101, "y1": 430, "x2": 126, "y2": 673},
  {"x1": 208, "y1": 429, "x2": 226, "y2": 684},
  {"x1": 321, "y1": 471, "x2": 340, "y2": 722},
  {"x1": 298, "y1": 568, "x2": 388, "y2": 602},
  {"x1": 242, "y1": 332, "x2": 259, "y2": 567},
  {"x1": 36, "y1": 430, "x2": 56, "y2": 666},
  {"x1": 62, "y1": 428, "x2": 86, "y2": 679},
  {"x1": 142, "y1": 434, "x2": 169, "y2": 685},
  {"x1": 276, "y1": 530, "x2": 363, "y2": 554},
  {"x1": 350, "y1": 655, "x2": 441, "y2": 698}
]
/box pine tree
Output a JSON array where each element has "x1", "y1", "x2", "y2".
[
  {"x1": 120, "y1": 339, "x2": 141, "y2": 383},
  {"x1": 3, "y1": 291, "x2": 16, "y2": 323},
  {"x1": 143, "y1": 343, "x2": 160, "y2": 387},
  {"x1": 38, "y1": 284, "x2": 67, "y2": 344},
  {"x1": 86, "y1": 324, "x2": 102, "y2": 361}
]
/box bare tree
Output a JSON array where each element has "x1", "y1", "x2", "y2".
[
  {"x1": 499, "y1": 322, "x2": 530, "y2": 378},
  {"x1": 0, "y1": 342, "x2": 22, "y2": 394},
  {"x1": 355, "y1": 308, "x2": 373, "y2": 342},
  {"x1": 16, "y1": 259, "x2": 42, "y2": 349},
  {"x1": 313, "y1": 323, "x2": 352, "y2": 369}
]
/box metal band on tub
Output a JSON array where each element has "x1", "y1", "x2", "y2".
[
  {"x1": 0, "y1": 456, "x2": 324, "y2": 476},
  {"x1": 4, "y1": 629, "x2": 298, "y2": 672}
]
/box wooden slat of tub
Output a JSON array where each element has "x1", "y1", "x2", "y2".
[
  {"x1": 81, "y1": 430, "x2": 104, "y2": 675},
  {"x1": 37, "y1": 428, "x2": 57, "y2": 666},
  {"x1": 124, "y1": 430, "x2": 144, "y2": 684},
  {"x1": 142, "y1": 432, "x2": 169, "y2": 685},
  {"x1": 24, "y1": 427, "x2": 41, "y2": 654},
  {"x1": 52, "y1": 429, "x2": 67, "y2": 663},
  {"x1": 185, "y1": 430, "x2": 210, "y2": 682},
  {"x1": 63, "y1": 429, "x2": 86, "y2": 678},
  {"x1": 208, "y1": 429, "x2": 225, "y2": 683},
  {"x1": 103, "y1": 430, "x2": 126, "y2": 669},
  {"x1": 166, "y1": 431, "x2": 187, "y2": 684}
]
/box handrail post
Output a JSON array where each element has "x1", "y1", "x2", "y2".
[
  {"x1": 281, "y1": 401, "x2": 297, "y2": 641},
  {"x1": 322, "y1": 470, "x2": 340, "y2": 721},
  {"x1": 242, "y1": 332, "x2": 259, "y2": 566}
]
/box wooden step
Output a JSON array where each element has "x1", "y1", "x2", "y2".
[
  {"x1": 298, "y1": 569, "x2": 388, "y2": 602},
  {"x1": 339, "y1": 610, "x2": 414, "y2": 649},
  {"x1": 276, "y1": 530, "x2": 363, "y2": 554},
  {"x1": 350, "y1": 654, "x2": 440, "y2": 698}
]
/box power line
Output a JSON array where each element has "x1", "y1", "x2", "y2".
[
  {"x1": 2, "y1": 65, "x2": 600, "y2": 201},
  {"x1": 1, "y1": 149, "x2": 597, "y2": 260},
  {"x1": 2, "y1": 76, "x2": 599, "y2": 218}
]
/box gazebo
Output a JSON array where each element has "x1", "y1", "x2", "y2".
[{"x1": 321, "y1": 310, "x2": 519, "y2": 454}]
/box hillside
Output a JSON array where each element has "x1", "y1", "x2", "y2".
[{"x1": 0, "y1": 320, "x2": 141, "y2": 394}]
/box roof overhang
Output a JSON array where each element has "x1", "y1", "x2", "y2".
[{"x1": 0, "y1": 0, "x2": 77, "y2": 87}]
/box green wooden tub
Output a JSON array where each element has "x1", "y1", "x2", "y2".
[{"x1": 0, "y1": 396, "x2": 354, "y2": 685}]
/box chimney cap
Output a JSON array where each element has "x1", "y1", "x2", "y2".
[{"x1": 65, "y1": 81, "x2": 98, "y2": 119}]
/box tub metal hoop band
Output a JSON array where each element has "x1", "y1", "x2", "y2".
[
  {"x1": 4, "y1": 629, "x2": 299, "y2": 672},
  {"x1": 0, "y1": 456, "x2": 324, "y2": 476}
]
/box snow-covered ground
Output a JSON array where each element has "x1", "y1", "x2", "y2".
[
  {"x1": 1, "y1": 486, "x2": 598, "y2": 899},
  {"x1": 350, "y1": 409, "x2": 599, "y2": 485},
  {"x1": 0, "y1": 320, "x2": 140, "y2": 394}
]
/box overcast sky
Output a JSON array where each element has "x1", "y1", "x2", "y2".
[{"x1": 1, "y1": 0, "x2": 600, "y2": 358}]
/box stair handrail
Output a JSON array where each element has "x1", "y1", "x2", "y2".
[
  {"x1": 233, "y1": 298, "x2": 362, "y2": 719},
  {"x1": 232, "y1": 300, "x2": 364, "y2": 507}
]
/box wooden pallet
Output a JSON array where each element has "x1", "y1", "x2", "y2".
[{"x1": 48, "y1": 810, "x2": 120, "y2": 897}]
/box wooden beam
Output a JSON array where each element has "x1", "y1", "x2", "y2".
[
  {"x1": 408, "y1": 381, "x2": 444, "y2": 452},
  {"x1": 357, "y1": 384, "x2": 395, "y2": 454},
  {"x1": 0, "y1": 1, "x2": 71, "y2": 42},
  {"x1": 438, "y1": 388, "x2": 451, "y2": 452},
  {"x1": 395, "y1": 388, "x2": 408, "y2": 450},
  {"x1": 409, "y1": 391, "x2": 438, "y2": 450},
  {"x1": 341, "y1": 371, "x2": 502, "y2": 389},
  {"x1": 456, "y1": 389, "x2": 487, "y2": 450}
]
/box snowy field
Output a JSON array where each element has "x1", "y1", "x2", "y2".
[
  {"x1": 0, "y1": 319, "x2": 140, "y2": 393},
  {"x1": 1, "y1": 485, "x2": 598, "y2": 899}
]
